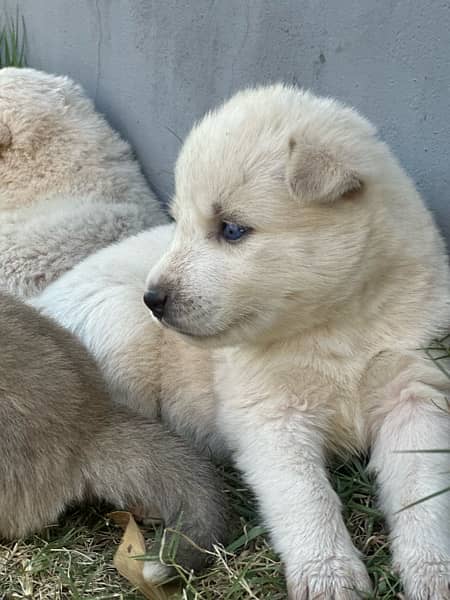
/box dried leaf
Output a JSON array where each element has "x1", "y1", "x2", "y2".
[{"x1": 109, "y1": 511, "x2": 180, "y2": 600}]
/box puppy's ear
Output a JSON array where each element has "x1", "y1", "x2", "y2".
[
  {"x1": 0, "y1": 122, "x2": 12, "y2": 151},
  {"x1": 286, "y1": 137, "x2": 362, "y2": 204}
]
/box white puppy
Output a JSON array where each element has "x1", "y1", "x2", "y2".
[{"x1": 35, "y1": 85, "x2": 450, "y2": 598}]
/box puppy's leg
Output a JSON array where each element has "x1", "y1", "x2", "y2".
[
  {"x1": 370, "y1": 383, "x2": 450, "y2": 599},
  {"x1": 83, "y1": 409, "x2": 229, "y2": 583},
  {"x1": 222, "y1": 406, "x2": 371, "y2": 599}
]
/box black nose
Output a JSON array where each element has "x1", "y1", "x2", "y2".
[{"x1": 143, "y1": 288, "x2": 167, "y2": 320}]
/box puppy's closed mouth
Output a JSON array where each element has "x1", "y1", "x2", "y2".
[
  {"x1": 160, "y1": 308, "x2": 259, "y2": 342},
  {"x1": 160, "y1": 317, "x2": 218, "y2": 339},
  {"x1": 159, "y1": 317, "x2": 233, "y2": 340}
]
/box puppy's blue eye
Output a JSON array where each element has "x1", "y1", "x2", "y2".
[{"x1": 221, "y1": 222, "x2": 248, "y2": 242}]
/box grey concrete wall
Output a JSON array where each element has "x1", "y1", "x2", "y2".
[{"x1": 4, "y1": 0, "x2": 450, "y2": 240}]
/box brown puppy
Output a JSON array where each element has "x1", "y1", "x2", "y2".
[{"x1": 0, "y1": 292, "x2": 228, "y2": 582}]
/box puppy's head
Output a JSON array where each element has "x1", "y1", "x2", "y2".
[{"x1": 145, "y1": 84, "x2": 392, "y2": 347}]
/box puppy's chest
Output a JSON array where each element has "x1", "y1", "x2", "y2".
[{"x1": 215, "y1": 353, "x2": 368, "y2": 453}]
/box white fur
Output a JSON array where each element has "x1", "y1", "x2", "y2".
[
  {"x1": 0, "y1": 68, "x2": 167, "y2": 297},
  {"x1": 34, "y1": 84, "x2": 450, "y2": 597},
  {"x1": 33, "y1": 225, "x2": 175, "y2": 419},
  {"x1": 142, "y1": 561, "x2": 173, "y2": 585}
]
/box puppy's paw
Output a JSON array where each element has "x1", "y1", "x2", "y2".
[
  {"x1": 142, "y1": 560, "x2": 173, "y2": 584},
  {"x1": 399, "y1": 550, "x2": 450, "y2": 600},
  {"x1": 287, "y1": 555, "x2": 372, "y2": 599}
]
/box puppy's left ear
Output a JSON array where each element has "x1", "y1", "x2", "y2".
[
  {"x1": 0, "y1": 121, "x2": 12, "y2": 152},
  {"x1": 286, "y1": 137, "x2": 362, "y2": 204}
]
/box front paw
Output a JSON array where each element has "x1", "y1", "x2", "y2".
[
  {"x1": 287, "y1": 555, "x2": 372, "y2": 599},
  {"x1": 399, "y1": 549, "x2": 450, "y2": 600}
]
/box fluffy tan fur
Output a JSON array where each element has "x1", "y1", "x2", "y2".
[{"x1": 0, "y1": 68, "x2": 167, "y2": 297}]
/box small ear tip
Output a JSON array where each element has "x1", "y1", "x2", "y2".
[
  {"x1": 288, "y1": 137, "x2": 296, "y2": 154},
  {"x1": 0, "y1": 122, "x2": 12, "y2": 149},
  {"x1": 343, "y1": 174, "x2": 363, "y2": 197}
]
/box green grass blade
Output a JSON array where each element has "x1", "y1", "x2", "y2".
[
  {"x1": 3, "y1": 34, "x2": 11, "y2": 66},
  {"x1": 226, "y1": 525, "x2": 267, "y2": 553},
  {"x1": 0, "y1": 30, "x2": 4, "y2": 68},
  {"x1": 398, "y1": 486, "x2": 450, "y2": 512},
  {"x1": 19, "y1": 16, "x2": 26, "y2": 66},
  {"x1": 0, "y1": 11, "x2": 27, "y2": 69}
]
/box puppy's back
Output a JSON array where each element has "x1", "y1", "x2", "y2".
[
  {"x1": 0, "y1": 293, "x2": 229, "y2": 577},
  {"x1": 0, "y1": 292, "x2": 111, "y2": 537}
]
